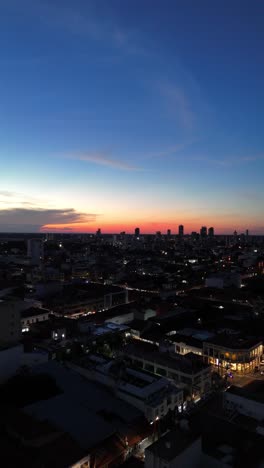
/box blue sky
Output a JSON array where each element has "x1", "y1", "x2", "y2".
[{"x1": 0, "y1": 0, "x2": 264, "y2": 233}]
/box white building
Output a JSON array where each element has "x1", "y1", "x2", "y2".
[
  {"x1": 122, "y1": 341, "x2": 212, "y2": 399},
  {"x1": 68, "y1": 354, "x2": 183, "y2": 422}
]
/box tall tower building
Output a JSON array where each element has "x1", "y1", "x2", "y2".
[
  {"x1": 167, "y1": 229, "x2": 171, "y2": 238},
  {"x1": 208, "y1": 227, "x2": 214, "y2": 238},
  {"x1": 178, "y1": 225, "x2": 184, "y2": 237},
  {"x1": 200, "y1": 226, "x2": 207, "y2": 238},
  {"x1": 135, "y1": 227, "x2": 140, "y2": 237}
]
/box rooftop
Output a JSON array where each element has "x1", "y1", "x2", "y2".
[
  {"x1": 26, "y1": 360, "x2": 147, "y2": 449},
  {"x1": 146, "y1": 427, "x2": 198, "y2": 461},
  {"x1": 206, "y1": 334, "x2": 262, "y2": 350},
  {"x1": 123, "y1": 340, "x2": 210, "y2": 375},
  {"x1": 21, "y1": 307, "x2": 50, "y2": 319},
  {"x1": 226, "y1": 382, "x2": 264, "y2": 404}
]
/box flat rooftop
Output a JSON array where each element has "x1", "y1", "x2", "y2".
[
  {"x1": 206, "y1": 334, "x2": 262, "y2": 350},
  {"x1": 168, "y1": 333, "x2": 203, "y2": 349},
  {"x1": 26, "y1": 361, "x2": 146, "y2": 449},
  {"x1": 21, "y1": 307, "x2": 50, "y2": 318},
  {"x1": 226, "y1": 382, "x2": 264, "y2": 404},
  {"x1": 123, "y1": 341, "x2": 210, "y2": 375}
]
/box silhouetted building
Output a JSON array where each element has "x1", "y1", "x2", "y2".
[
  {"x1": 200, "y1": 226, "x2": 207, "y2": 238},
  {"x1": 135, "y1": 227, "x2": 140, "y2": 237},
  {"x1": 208, "y1": 227, "x2": 214, "y2": 238},
  {"x1": 178, "y1": 225, "x2": 184, "y2": 237}
]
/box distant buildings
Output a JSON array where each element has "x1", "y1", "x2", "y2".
[
  {"x1": 135, "y1": 227, "x2": 140, "y2": 237},
  {"x1": 208, "y1": 226, "x2": 214, "y2": 238},
  {"x1": 27, "y1": 238, "x2": 43, "y2": 265},
  {"x1": 200, "y1": 226, "x2": 207, "y2": 238},
  {"x1": 205, "y1": 272, "x2": 241, "y2": 288},
  {"x1": 179, "y1": 225, "x2": 184, "y2": 237}
]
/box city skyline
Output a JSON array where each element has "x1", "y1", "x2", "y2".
[{"x1": 1, "y1": 1, "x2": 264, "y2": 234}]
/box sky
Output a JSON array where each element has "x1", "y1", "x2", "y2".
[{"x1": 0, "y1": 0, "x2": 264, "y2": 234}]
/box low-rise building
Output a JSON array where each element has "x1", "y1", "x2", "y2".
[
  {"x1": 122, "y1": 341, "x2": 211, "y2": 399},
  {"x1": 165, "y1": 333, "x2": 203, "y2": 357},
  {"x1": 69, "y1": 354, "x2": 183, "y2": 422},
  {"x1": 203, "y1": 335, "x2": 263, "y2": 375},
  {"x1": 224, "y1": 383, "x2": 264, "y2": 421},
  {"x1": 145, "y1": 426, "x2": 201, "y2": 468},
  {"x1": 21, "y1": 306, "x2": 50, "y2": 331}
]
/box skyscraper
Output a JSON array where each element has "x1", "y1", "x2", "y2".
[
  {"x1": 200, "y1": 226, "x2": 207, "y2": 238},
  {"x1": 208, "y1": 227, "x2": 214, "y2": 238},
  {"x1": 135, "y1": 227, "x2": 140, "y2": 237},
  {"x1": 178, "y1": 225, "x2": 184, "y2": 237},
  {"x1": 167, "y1": 229, "x2": 171, "y2": 238}
]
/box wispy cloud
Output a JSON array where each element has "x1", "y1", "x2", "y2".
[
  {"x1": 0, "y1": 207, "x2": 98, "y2": 232},
  {"x1": 157, "y1": 81, "x2": 195, "y2": 129},
  {"x1": 144, "y1": 141, "x2": 197, "y2": 159},
  {"x1": 191, "y1": 154, "x2": 264, "y2": 167},
  {"x1": 20, "y1": 0, "x2": 144, "y2": 56},
  {"x1": 64, "y1": 152, "x2": 140, "y2": 171},
  {"x1": 0, "y1": 190, "x2": 20, "y2": 197}
]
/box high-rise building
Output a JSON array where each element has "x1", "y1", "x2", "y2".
[
  {"x1": 96, "y1": 228, "x2": 101, "y2": 236},
  {"x1": 135, "y1": 227, "x2": 140, "y2": 237},
  {"x1": 167, "y1": 229, "x2": 171, "y2": 238},
  {"x1": 27, "y1": 239, "x2": 43, "y2": 265},
  {"x1": 208, "y1": 227, "x2": 214, "y2": 238},
  {"x1": 200, "y1": 226, "x2": 207, "y2": 238},
  {"x1": 178, "y1": 225, "x2": 184, "y2": 237}
]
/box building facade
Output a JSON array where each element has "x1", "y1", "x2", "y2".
[{"x1": 203, "y1": 337, "x2": 263, "y2": 375}]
